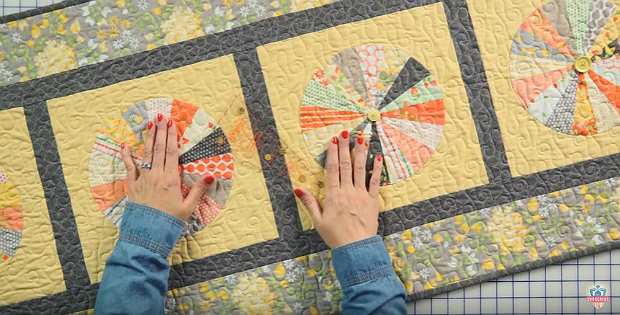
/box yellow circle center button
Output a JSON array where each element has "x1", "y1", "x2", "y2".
[
  {"x1": 575, "y1": 56, "x2": 592, "y2": 73},
  {"x1": 367, "y1": 109, "x2": 381, "y2": 122}
]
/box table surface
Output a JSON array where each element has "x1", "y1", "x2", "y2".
[{"x1": 1, "y1": 0, "x2": 619, "y2": 313}]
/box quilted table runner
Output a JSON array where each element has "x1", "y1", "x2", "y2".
[{"x1": 1, "y1": 0, "x2": 619, "y2": 313}]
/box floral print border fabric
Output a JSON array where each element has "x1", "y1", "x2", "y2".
[
  {"x1": 165, "y1": 176, "x2": 620, "y2": 314},
  {"x1": 0, "y1": 0, "x2": 336, "y2": 85}
]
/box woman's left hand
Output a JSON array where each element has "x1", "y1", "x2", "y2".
[
  {"x1": 120, "y1": 114, "x2": 213, "y2": 221},
  {"x1": 294, "y1": 131, "x2": 382, "y2": 248}
]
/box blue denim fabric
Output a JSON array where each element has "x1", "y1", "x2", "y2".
[
  {"x1": 332, "y1": 236, "x2": 407, "y2": 315},
  {"x1": 94, "y1": 202, "x2": 185, "y2": 315},
  {"x1": 94, "y1": 203, "x2": 406, "y2": 314}
]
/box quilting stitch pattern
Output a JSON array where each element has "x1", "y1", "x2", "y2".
[{"x1": 0, "y1": 0, "x2": 619, "y2": 312}]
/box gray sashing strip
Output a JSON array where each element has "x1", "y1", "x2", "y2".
[
  {"x1": 233, "y1": 50, "x2": 302, "y2": 239},
  {"x1": 441, "y1": 0, "x2": 512, "y2": 184},
  {"x1": 0, "y1": 283, "x2": 99, "y2": 314},
  {"x1": 1, "y1": 0, "x2": 619, "y2": 312},
  {"x1": 24, "y1": 102, "x2": 90, "y2": 290}
]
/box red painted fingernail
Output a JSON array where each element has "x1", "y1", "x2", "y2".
[
  {"x1": 157, "y1": 113, "x2": 163, "y2": 121},
  {"x1": 177, "y1": 143, "x2": 181, "y2": 149},
  {"x1": 341, "y1": 130, "x2": 349, "y2": 139},
  {"x1": 204, "y1": 176, "x2": 215, "y2": 184},
  {"x1": 121, "y1": 143, "x2": 125, "y2": 149},
  {"x1": 377, "y1": 155, "x2": 383, "y2": 162},
  {"x1": 357, "y1": 137, "x2": 363, "y2": 145},
  {"x1": 331, "y1": 137, "x2": 338, "y2": 144},
  {"x1": 294, "y1": 188, "x2": 304, "y2": 198},
  {"x1": 147, "y1": 121, "x2": 154, "y2": 130},
  {"x1": 167, "y1": 120, "x2": 173, "y2": 128}
]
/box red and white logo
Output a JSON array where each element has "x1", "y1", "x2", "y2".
[{"x1": 586, "y1": 284, "x2": 610, "y2": 309}]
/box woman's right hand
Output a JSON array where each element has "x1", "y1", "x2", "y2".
[
  {"x1": 120, "y1": 114, "x2": 213, "y2": 221},
  {"x1": 294, "y1": 130, "x2": 383, "y2": 248}
]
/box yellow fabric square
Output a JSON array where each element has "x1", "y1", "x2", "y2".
[
  {"x1": 468, "y1": 0, "x2": 620, "y2": 176},
  {"x1": 0, "y1": 108, "x2": 65, "y2": 305},
  {"x1": 258, "y1": 3, "x2": 488, "y2": 229},
  {"x1": 47, "y1": 55, "x2": 278, "y2": 283}
]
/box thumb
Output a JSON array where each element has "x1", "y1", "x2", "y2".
[
  {"x1": 294, "y1": 188, "x2": 322, "y2": 222},
  {"x1": 183, "y1": 175, "x2": 215, "y2": 211},
  {"x1": 120, "y1": 143, "x2": 138, "y2": 185}
]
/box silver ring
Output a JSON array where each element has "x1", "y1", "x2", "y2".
[{"x1": 140, "y1": 162, "x2": 152, "y2": 170}]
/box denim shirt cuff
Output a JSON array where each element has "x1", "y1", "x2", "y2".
[
  {"x1": 331, "y1": 236, "x2": 395, "y2": 287},
  {"x1": 119, "y1": 202, "x2": 186, "y2": 258}
]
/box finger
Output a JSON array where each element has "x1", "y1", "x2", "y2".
[
  {"x1": 142, "y1": 120, "x2": 156, "y2": 167},
  {"x1": 152, "y1": 113, "x2": 167, "y2": 171},
  {"x1": 353, "y1": 136, "x2": 368, "y2": 190},
  {"x1": 368, "y1": 155, "x2": 383, "y2": 198},
  {"x1": 325, "y1": 136, "x2": 340, "y2": 188},
  {"x1": 120, "y1": 143, "x2": 138, "y2": 185},
  {"x1": 338, "y1": 130, "x2": 353, "y2": 187},
  {"x1": 165, "y1": 120, "x2": 179, "y2": 174},
  {"x1": 183, "y1": 175, "x2": 215, "y2": 214},
  {"x1": 294, "y1": 188, "x2": 322, "y2": 222}
]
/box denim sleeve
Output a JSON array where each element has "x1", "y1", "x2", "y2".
[
  {"x1": 94, "y1": 202, "x2": 185, "y2": 315},
  {"x1": 332, "y1": 236, "x2": 407, "y2": 315}
]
